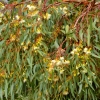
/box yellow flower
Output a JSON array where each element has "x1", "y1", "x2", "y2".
[
  {"x1": 60, "y1": 7, "x2": 68, "y2": 14},
  {"x1": 22, "y1": 72, "x2": 25, "y2": 76},
  {"x1": 36, "y1": 36, "x2": 43, "y2": 44},
  {"x1": 15, "y1": 15, "x2": 20, "y2": 20},
  {"x1": 33, "y1": 45, "x2": 39, "y2": 50},
  {"x1": 73, "y1": 48, "x2": 78, "y2": 52},
  {"x1": 76, "y1": 65, "x2": 81, "y2": 69},
  {"x1": 63, "y1": 7, "x2": 68, "y2": 11},
  {"x1": 60, "y1": 57, "x2": 64, "y2": 61},
  {"x1": 71, "y1": 48, "x2": 78, "y2": 55},
  {"x1": 37, "y1": 17, "x2": 41, "y2": 21},
  {"x1": 62, "y1": 6, "x2": 68, "y2": 14},
  {"x1": 23, "y1": 45, "x2": 28, "y2": 51},
  {"x1": 53, "y1": 76, "x2": 59, "y2": 82},
  {"x1": 48, "y1": 59, "x2": 56, "y2": 70},
  {"x1": 0, "y1": 2, "x2": 5, "y2": 9},
  {"x1": 62, "y1": 88, "x2": 69, "y2": 95},
  {"x1": 70, "y1": 51, "x2": 74, "y2": 55},
  {"x1": 21, "y1": 42, "x2": 24, "y2": 46},
  {"x1": 0, "y1": 12, "x2": 3, "y2": 17},
  {"x1": 48, "y1": 66, "x2": 54, "y2": 72},
  {"x1": 12, "y1": 20, "x2": 19, "y2": 27},
  {"x1": 44, "y1": 13, "x2": 51, "y2": 20},
  {"x1": 56, "y1": 61, "x2": 62, "y2": 66},
  {"x1": 23, "y1": 78, "x2": 27, "y2": 82},
  {"x1": 36, "y1": 27, "x2": 41, "y2": 34},
  {"x1": 32, "y1": 45, "x2": 39, "y2": 53},
  {"x1": 63, "y1": 60, "x2": 70, "y2": 65},
  {"x1": 77, "y1": 72, "x2": 80, "y2": 75},
  {"x1": 60, "y1": 69, "x2": 64, "y2": 74},
  {"x1": 10, "y1": 34, "x2": 16, "y2": 42},
  {"x1": 62, "y1": 90, "x2": 69, "y2": 95},
  {"x1": 82, "y1": 69, "x2": 87, "y2": 73},
  {"x1": 31, "y1": 10, "x2": 39, "y2": 17},
  {"x1": 83, "y1": 47, "x2": 91, "y2": 55},
  {"x1": 86, "y1": 51, "x2": 91, "y2": 55},
  {"x1": 83, "y1": 47, "x2": 88, "y2": 52},
  {"x1": 72, "y1": 70, "x2": 77, "y2": 76},
  {"x1": 20, "y1": 19, "x2": 25, "y2": 23},
  {"x1": 27, "y1": 5, "x2": 36, "y2": 11},
  {"x1": 51, "y1": 60, "x2": 56, "y2": 65}
]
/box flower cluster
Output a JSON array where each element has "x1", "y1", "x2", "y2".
[
  {"x1": 72, "y1": 63, "x2": 88, "y2": 77},
  {"x1": 70, "y1": 42, "x2": 92, "y2": 78},
  {"x1": 51, "y1": 57, "x2": 70, "y2": 66},
  {"x1": 27, "y1": 5, "x2": 36, "y2": 11},
  {"x1": 43, "y1": 13, "x2": 51, "y2": 20},
  {"x1": 48, "y1": 57, "x2": 70, "y2": 73},
  {"x1": 60, "y1": 7, "x2": 68, "y2": 14},
  {"x1": 10, "y1": 34, "x2": 16, "y2": 42},
  {"x1": 71, "y1": 43, "x2": 91, "y2": 58},
  {"x1": 21, "y1": 41, "x2": 31, "y2": 51},
  {"x1": 83, "y1": 47, "x2": 91, "y2": 55},
  {"x1": 57, "y1": 6, "x2": 70, "y2": 16},
  {"x1": 71, "y1": 48, "x2": 80, "y2": 55},
  {"x1": 26, "y1": 4, "x2": 39, "y2": 17}
]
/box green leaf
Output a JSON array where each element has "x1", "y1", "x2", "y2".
[
  {"x1": 17, "y1": 52, "x2": 21, "y2": 69},
  {"x1": 10, "y1": 83, "x2": 14, "y2": 100},
  {"x1": 78, "y1": 83, "x2": 82, "y2": 94},
  {"x1": 65, "y1": 25, "x2": 69, "y2": 34},
  {"x1": 94, "y1": 44, "x2": 100, "y2": 51},
  {"x1": 54, "y1": 39, "x2": 59, "y2": 48},
  {"x1": 69, "y1": 82, "x2": 75, "y2": 97},
  {"x1": 91, "y1": 52, "x2": 100, "y2": 59},
  {"x1": 0, "y1": 24, "x2": 7, "y2": 35},
  {"x1": 33, "y1": 64, "x2": 38, "y2": 74},
  {"x1": 72, "y1": 34, "x2": 77, "y2": 41},
  {"x1": 5, "y1": 80, "x2": 8, "y2": 99},
  {"x1": 92, "y1": 18, "x2": 100, "y2": 31},
  {"x1": 0, "y1": 87, "x2": 3, "y2": 100},
  {"x1": 79, "y1": 29, "x2": 83, "y2": 41},
  {"x1": 0, "y1": 48, "x2": 4, "y2": 58},
  {"x1": 61, "y1": 30, "x2": 65, "y2": 34},
  {"x1": 16, "y1": 80, "x2": 22, "y2": 93},
  {"x1": 0, "y1": 40, "x2": 5, "y2": 47},
  {"x1": 6, "y1": 64, "x2": 10, "y2": 75},
  {"x1": 89, "y1": 88, "x2": 95, "y2": 100},
  {"x1": 84, "y1": 89, "x2": 87, "y2": 100},
  {"x1": 37, "y1": 50, "x2": 45, "y2": 56},
  {"x1": 27, "y1": 56, "x2": 33, "y2": 68},
  {"x1": 87, "y1": 25, "x2": 91, "y2": 46}
]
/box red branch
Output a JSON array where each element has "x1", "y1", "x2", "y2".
[
  {"x1": 42, "y1": 0, "x2": 48, "y2": 11},
  {"x1": 74, "y1": 1, "x2": 95, "y2": 28},
  {"x1": 1, "y1": 0, "x2": 99, "y2": 13}
]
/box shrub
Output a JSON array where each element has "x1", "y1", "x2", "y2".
[{"x1": 0, "y1": 0, "x2": 100, "y2": 100}]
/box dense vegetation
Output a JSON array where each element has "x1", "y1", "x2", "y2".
[{"x1": 0, "y1": 0, "x2": 100, "y2": 100}]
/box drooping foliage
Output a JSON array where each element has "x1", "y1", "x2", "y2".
[{"x1": 0, "y1": 0, "x2": 100, "y2": 100}]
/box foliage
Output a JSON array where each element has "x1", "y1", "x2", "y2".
[{"x1": 0, "y1": 0, "x2": 100, "y2": 100}]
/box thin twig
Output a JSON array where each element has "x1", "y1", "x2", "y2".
[{"x1": 74, "y1": 1, "x2": 93, "y2": 28}]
